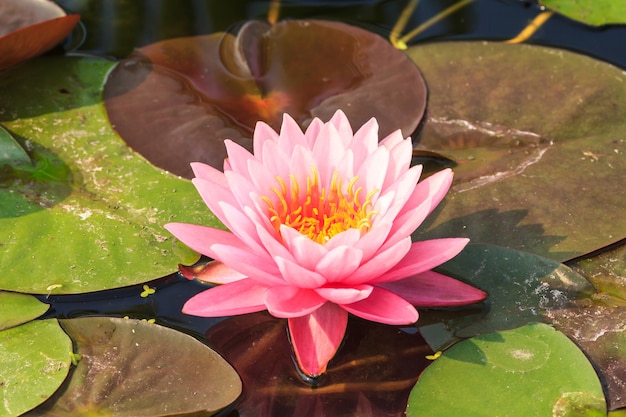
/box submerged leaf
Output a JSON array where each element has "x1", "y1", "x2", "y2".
[
  {"x1": 407, "y1": 323, "x2": 606, "y2": 417},
  {"x1": 105, "y1": 19, "x2": 427, "y2": 177},
  {"x1": 409, "y1": 41, "x2": 626, "y2": 261},
  {"x1": 27, "y1": 317, "x2": 241, "y2": 417},
  {"x1": 0, "y1": 319, "x2": 72, "y2": 417}
]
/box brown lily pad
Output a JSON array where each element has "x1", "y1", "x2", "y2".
[
  {"x1": 104, "y1": 19, "x2": 427, "y2": 177},
  {"x1": 0, "y1": 0, "x2": 79, "y2": 70}
]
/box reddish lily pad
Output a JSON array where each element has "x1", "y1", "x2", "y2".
[
  {"x1": 409, "y1": 42, "x2": 626, "y2": 261},
  {"x1": 104, "y1": 19, "x2": 427, "y2": 178},
  {"x1": 27, "y1": 317, "x2": 241, "y2": 416},
  {"x1": 0, "y1": 0, "x2": 79, "y2": 70},
  {"x1": 206, "y1": 312, "x2": 432, "y2": 417}
]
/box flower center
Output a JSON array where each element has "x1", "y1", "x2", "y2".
[{"x1": 262, "y1": 168, "x2": 377, "y2": 244}]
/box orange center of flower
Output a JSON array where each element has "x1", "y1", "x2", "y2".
[{"x1": 262, "y1": 168, "x2": 378, "y2": 244}]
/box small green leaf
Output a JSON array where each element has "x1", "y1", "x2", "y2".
[
  {"x1": 0, "y1": 319, "x2": 72, "y2": 417},
  {"x1": 407, "y1": 323, "x2": 606, "y2": 417},
  {"x1": 0, "y1": 291, "x2": 49, "y2": 330},
  {"x1": 0, "y1": 125, "x2": 31, "y2": 167},
  {"x1": 540, "y1": 0, "x2": 626, "y2": 26}
]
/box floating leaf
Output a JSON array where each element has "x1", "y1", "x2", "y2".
[
  {"x1": 104, "y1": 19, "x2": 427, "y2": 177},
  {"x1": 0, "y1": 291, "x2": 49, "y2": 330},
  {"x1": 417, "y1": 244, "x2": 594, "y2": 348},
  {"x1": 0, "y1": 125, "x2": 31, "y2": 167},
  {"x1": 408, "y1": 42, "x2": 626, "y2": 261},
  {"x1": 407, "y1": 323, "x2": 606, "y2": 417},
  {"x1": 540, "y1": 0, "x2": 626, "y2": 26},
  {"x1": 27, "y1": 317, "x2": 241, "y2": 416},
  {"x1": 0, "y1": 56, "x2": 216, "y2": 294},
  {"x1": 0, "y1": 0, "x2": 79, "y2": 70},
  {"x1": 0, "y1": 319, "x2": 72, "y2": 417},
  {"x1": 206, "y1": 312, "x2": 432, "y2": 417}
]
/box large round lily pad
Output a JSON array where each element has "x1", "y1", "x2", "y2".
[
  {"x1": 0, "y1": 319, "x2": 72, "y2": 417},
  {"x1": 0, "y1": 56, "x2": 219, "y2": 294},
  {"x1": 408, "y1": 42, "x2": 626, "y2": 261},
  {"x1": 104, "y1": 19, "x2": 427, "y2": 177},
  {"x1": 407, "y1": 323, "x2": 606, "y2": 417},
  {"x1": 27, "y1": 317, "x2": 241, "y2": 416}
]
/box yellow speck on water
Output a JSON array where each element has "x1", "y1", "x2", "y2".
[
  {"x1": 140, "y1": 285, "x2": 155, "y2": 298},
  {"x1": 426, "y1": 351, "x2": 442, "y2": 360}
]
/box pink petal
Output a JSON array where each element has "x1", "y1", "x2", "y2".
[
  {"x1": 281, "y1": 225, "x2": 328, "y2": 270},
  {"x1": 328, "y1": 109, "x2": 354, "y2": 143},
  {"x1": 342, "y1": 237, "x2": 411, "y2": 285},
  {"x1": 350, "y1": 118, "x2": 379, "y2": 166},
  {"x1": 217, "y1": 201, "x2": 266, "y2": 254},
  {"x1": 315, "y1": 246, "x2": 363, "y2": 283},
  {"x1": 341, "y1": 286, "x2": 419, "y2": 325},
  {"x1": 182, "y1": 279, "x2": 268, "y2": 316},
  {"x1": 191, "y1": 162, "x2": 228, "y2": 187},
  {"x1": 373, "y1": 238, "x2": 469, "y2": 284},
  {"x1": 379, "y1": 270, "x2": 487, "y2": 307},
  {"x1": 253, "y1": 120, "x2": 279, "y2": 156},
  {"x1": 164, "y1": 222, "x2": 243, "y2": 260},
  {"x1": 288, "y1": 303, "x2": 348, "y2": 376},
  {"x1": 191, "y1": 178, "x2": 239, "y2": 228},
  {"x1": 278, "y1": 113, "x2": 308, "y2": 153},
  {"x1": 224, "y1": 139, "x2": 254, "y2": 176},
  {"x1": 179, "y1": 260, "x2": 247, "y2": 284},
  {"x1": 324, "y1": 228, "x2": 362, "y2": 251},
  {"x1": 354, "y1": 145, "x2": 389, "y2": 196},
  {"x1": 304, "y1": 118, "x2": 324, "y2": 148},
  {"x1": 261, "y1": 139, "x2": 291, "y2": 179},
  {"x1": 275, "y1": 256, "x2": 327, "y2": 288},
  {"x1": 210, "y1": 244, "x2": 284, "y2": 286},
  {"x1": 265, "y1": 286, "x2": 326, "y2": 318},
  {"x1": 384, "y1": 137, "x2": 413, "y2": 186},
  {"x1": 315, "y1": 284, "x2": 373, "y2": 304}
]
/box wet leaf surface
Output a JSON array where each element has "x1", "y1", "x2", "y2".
[
  {"x1": 104, "y1": 19, "x2": 427, "y2": 177},
  {"x1": 0, "y1": 56, "x2": 219, "y2": 294},
  {"x1": 409, "y1": 42, "x2": 626, "y2": 261},
  {"x1": 0, "y1": 319, "x2": 72, "y2": 417},
  {"x1": 407, "y1": 323, "x2": 606, "y2": 417},
  {"x1": 206, "y1": 312, "x2": 432, "y2": 417},
  {"x1": 0, "y1": 0, "x2": 79, "y2": 70},
  {"x1": 0, "y1": 291, "x2": 49, "y2": 330},
  {"x1": 418, "y1": 244, "x2": 594, "y2": 346},
  {"x1": 27, "y1": 317, "x2": 242, "y2": 417}
]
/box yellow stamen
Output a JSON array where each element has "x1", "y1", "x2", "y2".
[{"x1": 263, "y1": 167, "x2": 378, "y2": 244}]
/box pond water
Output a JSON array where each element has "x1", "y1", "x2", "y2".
[{"x1": 23, "y1": 0, "x2": 626, "y2": 416}]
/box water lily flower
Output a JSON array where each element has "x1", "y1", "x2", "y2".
[{"x1": 165, "y1": 110, "x2": 487, "y2": 377}]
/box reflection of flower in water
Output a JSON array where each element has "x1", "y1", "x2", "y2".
[{"x1": 166, "y1": 110, "x2": 487, "y2": 377}]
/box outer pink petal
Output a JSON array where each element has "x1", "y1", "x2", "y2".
[
  {"x1": 275, "y1": 256, "x2": 327, "y2": 288},
  {"x1": 341, "y1": 286, "x2": 419, "y2": 325},
  {"x1": 191, "y1": 162, "x2": 228, "y2": 187},
  {"x1": 288, "y1": 303, "x2": 348, "y2": 377},
  {"x1": 224, "y1": 139, "x2": 254, "y2": 176},
  {"x1": 372, "y1": 238, "x2": 469, "y2": 284},
  {"x1": 191, "y1": 178, "x2": 239, "y2": 228},
  {"x1": 350, "y1": 118, "x2": 379, "y2": 167},
  {"x1": 164, "y1": 222, "x2": 244, "y2": 260},
  {"x1": 210, "y1": 244, "x2": 284, "y2": 286},
  {"x1": 328, "y1": 109, "x2": 354, "y2": 145},
  {"x1": 265, "y1": 286, "x2": 326, "y2": 318},
  {"x1": 179, "y1": 260, "x2": 247, "y2": 284},
  {"x1": 278, "y1": 113, "x2": 308, "y2": 153},
  {"x1": 304, "y1": 118, "x2": 324, "y2": 148},
  {"x1": 379, "y1": 270, "x2": 487, "y2": 307},
  {"x1": 342, "y1": 237, "x2": 411, "y2": 285},
  {"x1": 315, "y1": 284, "x2": 373, "y2": 304},
  {"x1": 182, "y1": 279, "x2": 268, "y2": 316}
]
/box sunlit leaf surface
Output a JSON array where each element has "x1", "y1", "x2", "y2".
[
  {"x1": 540, "y1": 0, "x2": 626, "y2": 26},
  {"x1": 409, "y1": 42, "x2": 626, "y2": 261},
  {"x1": 0, "y1": 319, "x2": 72, "y2": 417},
  {"x1": 27, "y1": 317, "x2": 242, "y2": 417},
  {"x1": 104, "y1": 19, "x2": 427, "y2": 177},
  {"x1": 0, "y1": 0, "x2": 79, "y2": 70},
  {"x1": 0, "y1": 291, "x2": 49, "y2": 330},
  {"x1": 407, "y1": 323, "x2": 606, "y2": 417},
  {"x1": 0, "y1": 56, "x2": 218, "y2": 294},
  {"x1": 206, "y1": 312, "x2": 432, "y2": 417}
]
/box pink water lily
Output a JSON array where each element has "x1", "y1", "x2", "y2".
[{"x1": 165, "y1": 110, "x2": 487, "y2": 377}]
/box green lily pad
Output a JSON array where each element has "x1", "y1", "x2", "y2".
[
  {"x1": 418, "y1": 244, "x2": 594, "y2": 348},
  {"x1": 407, "y1": 323, "x2": 606, "y2": 417},
  {"x1": 0, "y1": 319, "x2": 72, "y2": 417},
  {"x1": 408, "y1": 42, "x2": 626, "y2": 261},
  {"x1": 540, "y1": 0, "x2": 626, "y2": 26},
  {"x1": 0, "y1": 125, "x2": 31, "y2": 167},
  {"x1": 0, "y1": 291, "x2": 49, "y2": 330},
  {"x1": 0, "y1": 56, "x2": 219, "y2": 294},
  {"x1": 26, "y1": 317, "x2": 241, "y2": 416}
]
